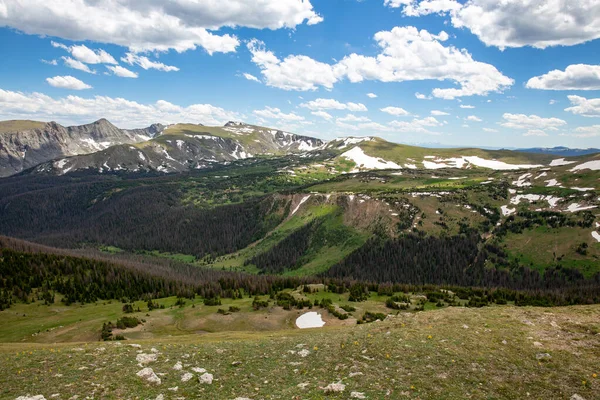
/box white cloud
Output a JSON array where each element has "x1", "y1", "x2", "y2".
[
  {"x1": 483, "y1": 127, "x2": 498, "y2": 133},
  {"x1": 52, "y1": 41, "x2": 117, "y2": 65},
  {"x1": 41, "y1": 59, "x2": 58, "y2": 66},
  {"x1": 242, "y1": 73, "x2": 260, "y2": 82},
  {"x1": 106, "y1": 65, "x2": 138, "y2": 78},
  {"x1": 336, "y1": 26, "x2": 513, "y2": 99},
  {"x1": 466, "y1": 115, "x2": 482, "y2": 122},
  {"x1": 524, "y1": 129, "x2": 548, "y2": 137},
  {"x1": 549, "y1": 99, "x2": 557, "y2": 105},
  {"x1": 385, "y1": 0, "x2": 462, "y2": 16},
  {"x1": 62, "y1": 57, "x2": 95, "y2": 74},
  {"x1": 337, "y1": 114, "x2": 371, "y2": 123},
  {"x1": 253, "y1": 106, "x2": 304, "y2": 121},
  {"x1": 415, "y1": 92, "x2": 432, "y2": 100},
  {"x1": 366, "y1": 93, "x2": 378, "y2": 98},
  {"x1": 311, "y1": 111, "x2": 333, "y2": 120},
  {"x1": 501, "y1": 113, "x2": 567, "y2": 131},
  {"x1": 431, "y1": 110, "x2": 450, "y2": 116},
  {"x1": 300, "y1": 98, "x2": 368, "y2": 112},
  {"x1": 570, "y1": 125, "x2": 600, "y2": 138},
  {"x1": 1, "y1": 1, "x2": 322, "y2": 54},
  {"x1": 248, "y1": 27, "x2": 513, "y2": 98},
  {"x1": 46, "y1": 75, "x2": 92, "y2": 90},
  {"x1": 451, "y1": 0, "x2": 600, "y2": 49},
  {"x1": 459, "y1": 104, "x2": 475, "y2": 109},
  {"x1": 565, "y1": 95, "x2": 600, "y2": 117},
  {"x1": 0, "y1": 87, "x2": 239, "y2": 128},
  {"x1": 121, "y1": 53, "x2": 179, "y2": 72},
  {"x1": 526, "y1": 64, "x2": 600, "y2": 91},
  {"x1": 389, "y1": 116, "x2": 443, "y2": 134},
  {"x1": 247, "y1": 39, "x2": 338, "y2": 91},
  {"x1": 380, "y1": 106, "x2": 410, "y2": 116}
]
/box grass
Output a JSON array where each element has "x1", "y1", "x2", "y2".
[
  {"x1": 503, "y1": 226, "x2": 600, "y2": 278},
  {"x1": 0, "y1": 304, "x2": 598, "y2": 399},
  {"x1": 0, "y1": 120, "x2": 46, "y2": 133}
]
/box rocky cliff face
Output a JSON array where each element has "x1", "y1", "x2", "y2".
[{"x1": 0, "y1": 119, "x2": 164, "y2": 177}]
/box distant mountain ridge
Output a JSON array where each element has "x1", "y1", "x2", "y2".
[
  {"x1": 0, "y1": 119, "x2": 164, "y2": 177},
  {"x1": 514, "y1": 146, "x2": 600, "y2": 157}
]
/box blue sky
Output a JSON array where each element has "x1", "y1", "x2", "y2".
[{"x1": 0, "y1": 0, "x2": 599, "y2": 148}]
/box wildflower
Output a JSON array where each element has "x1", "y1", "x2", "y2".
[
  {"x1": 593, "y1": 373, "x2": 597, "y2": 379},
  {"x1": 313, "y1": 346, "x2": 318, "y2": 351},
  {"x1": 582, "y1": 380, "x2": 587, "y2": 386},
  {"x1": 354, "y1": 341, "x2": 359, "y2": 346},
  {"x1": 386, "y1": 354, "x2": 390, "y2": 359},
  {"x1": 427, "y1": 335, "x2": 432, "y2": 339},
  {"x1": 410, "y1": 385, "x2": 415, "y2": 390},
  {"x1": 340, "y1": 343, "x2": 345, "y2": 349}
]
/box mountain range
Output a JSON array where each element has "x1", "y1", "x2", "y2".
[{"x1": 2, "y1": 118, "x2": 597, "y2": 178}]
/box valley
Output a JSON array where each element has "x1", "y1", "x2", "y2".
[{"x1": 1, "y1": 118, "x2": 599, "y2": 400}]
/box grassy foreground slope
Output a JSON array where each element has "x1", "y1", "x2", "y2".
[{"x1": 1, "y1": 305, "x2": 598, "y2": 399}]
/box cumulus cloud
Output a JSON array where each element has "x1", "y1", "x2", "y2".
[
  {"x1": 62, "y1": 57, "x2": 95, "y2": 74},
  {"x1": 483, "y1": 127, "x2": 498, "y2": 133},
  {"x1": 451, "y1": 0, "x2": 600, "y2": 49},
  {"x1": 1, "y1": 1, "x2": 322, "y2": 54},
  {"x1": 46, "y1": 75, "x2": 92, "y2": 90},
  {"x1": 366, "y1": 93, "x2": 378, "y2": 98},
  {"x1": 380, "y1": 106, "x2": 410, "y2": 116},
  {"x1": 431, "y1": 110, "x2": 450, "y2": 116},
  {"x1": 564, "y1": 95, "x2": 600, "y2": 117},
  {"x1": 337, "y1": 114, "x2": 371, "y2": 123},
  {"x1": 387, "y1": 1, "x2": 600, "y2": 50},
  {"x1": 466, "y1": 115, "x2": 482, "y2": 122},
  {"x1": 385, "y1": 0, "x2": 462, "y2": 16},
  {"x1": 52, "y1": 41, "x2": 117, "y2": 64},
  {"x1": 569, "y1": 125, "x2": 600, "y2": 138},
  {"x1": 501, "y1": 113, "x2": 567, "y2": 131},
  {"x1": 459, "y1": 104, "x2": 475, "y2": 109},
  {"x1": 389, "y1": 116, "x2": 443, "y2": 134},
  {"x1": 526, "y1": 64, "x2": 600, "y2": 90},
  {"x1": 253, "y1": 106, "x2": 304, "y2": 121},
  {"x1": 248, "y1": 27, "x2": 513, "y2": 98},
  {"x1": 0, "y1": 87, "x2": 239, "y2": 128},
  {"x1": 41, "y1": 59, "x2": 58, "y2": 66},
  {"x1": 247, "y1": 39, "x2": 339, "y2": 91},
  {"x1": 415, "y1": 92, "x2": 432, "y2": 100},
  {"x1": 311, "y1": 111, "x2": 333, "y2": 120},
  {"x1": 106, "y1": 65, "x2": 138, "y2": 78},
  {"x1": 121, "y1": 53, "x2": 179, "y2": 72},
  {"x1": 242, "y1": 73, "x2": 260, "y2": 82},
  {"x1": 300, "y1": 98, "x2": 368, "y2": 112}
]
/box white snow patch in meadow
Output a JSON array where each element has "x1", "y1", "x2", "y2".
[
  {"x1": 341, "y1": 146, "x2": 401, "y2": 171},
  {"x1": 550, "y1": 158, "x2": 575, "y2": 167},
  {"x1": 291, "y1": 195, "x2": 311, "y2": 216},
  {"x1": 448, "y1": 177, "x2": 467, "y2": 180},
  {"x1": 545, "y1": 179, "x2": 560, "y2": 187},
  {"x1": 404, "y1": 163, "x2": 417, "y2": 169},
  {"x1": 571, "y1": 187, "x2": 595, "y2": 192},
  {"x1": 510, "y1": 194, "x2": 561, "y2": 208},
  {"x1": 296, "y1": 312, "x2": 325, "y2": 329},
  {"x1": 422, "y1": 156, "x2": 541, "y2": 170},
  {"x1": 592, "y1": 231, "x2": 600, "y2": 242},
  {"x1": 570, "y1": 160, "x2": 600, "y2": 172},
  {"x1": 535, "y1": 172, "x2": 548, "y2": 179},
  {"x1": 512, "y1": 173, "x2": 532, "y2": 187},
  {"x1": 509, "y1": 189, "x2": 517, "y2": 194},
  {"x1": 566, "y1": 203, "x2": 597, "y2": 213},
  {"x1": 298, "y1": 140, "x2": 318, "y2": 151},
  {"x1": 501, "y1": 206, "x2": 516, "y2": 216},
  {"x1": 334, "y1": 137, "x2": 373, "y2": 149}
]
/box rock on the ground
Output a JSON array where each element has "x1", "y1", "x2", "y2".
[
  {"x1": 155, "y1": 395, "x2": 164, "y2": 400},
  {"x1": 298, "y1": 349, "x2": 310, "y2": 357},
  {"x1": 136, "y1": 367, "x2": 161, "y2": 385},
  {"x1": 136, "y1": 353, "x2": 158, "y2": 364},
  {"x1": 199, "y1": 372, "x2": 214, "y2": 385},
  {"x1": 323, "y1": 382, "x2": 346, "y2": 393},
  {"x1": 536, "y1": 353, "x2": 552, "y2": 360},
  {"x1": 351, "y1": 392, "x2": 366, "y2": 399},
  {"x1": 181, "y1": 373, "x2": 193, "y2": 382},
  {"x1": 191, "y1": 367, "x2": 206, "y2": 373},
  {"x1": 173, "y1": 361, "x2": 183, "y2": 370},
  {"x1": 571, "y1": 395, "x2": 587, "y2": 400},
  {"x1": 16, "y1": 396, "x2": 46, "y2": 400}
]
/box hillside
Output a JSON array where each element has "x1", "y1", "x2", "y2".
[
  {"x1": 0, "y1": 119, "x2": 164, "y2": 177},
  {"x1": 30, "y1": 121, "x2": 323, "y2": 175}
]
